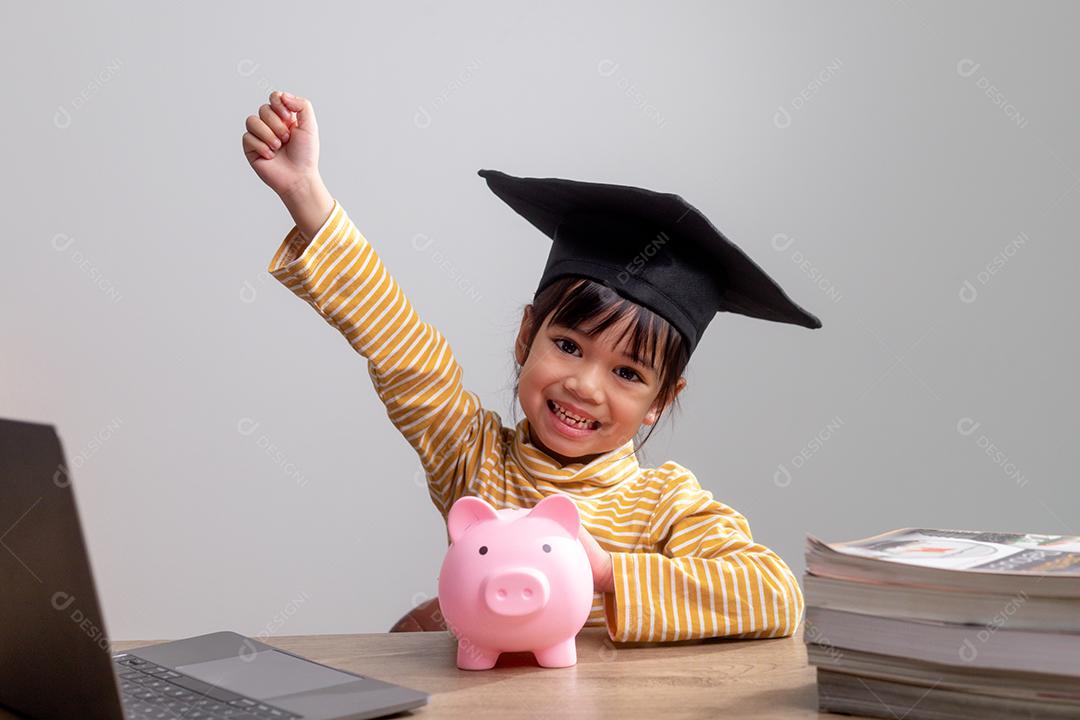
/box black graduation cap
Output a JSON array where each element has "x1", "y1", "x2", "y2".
[{"x1": 477, "y1": 169, "x2": 822, "y2": 355}]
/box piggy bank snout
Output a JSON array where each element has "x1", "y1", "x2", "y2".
[{"x1": 482, "y1": 568, "x2": 551, "y2": 617}]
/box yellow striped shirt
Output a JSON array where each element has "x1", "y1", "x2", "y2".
[{"x1": 267, "y1": 198, "x2": 805, "y2": 643}]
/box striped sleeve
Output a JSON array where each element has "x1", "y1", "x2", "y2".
[
  {"x1": 267, "y1": 199, "x2": 490, "y2": 517},
  {"x1": 602, "y1": 473, "x2": 804, "y2": 643}
]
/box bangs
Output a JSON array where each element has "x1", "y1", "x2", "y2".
[{"x1": 547, "y1": 278, "x2": 675, "y2": 372}]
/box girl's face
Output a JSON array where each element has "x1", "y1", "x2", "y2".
[{"x1": 514, "y1": 306, "x2": 686, "y2": 466}]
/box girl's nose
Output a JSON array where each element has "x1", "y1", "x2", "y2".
[{"x1": 565, "y1": 366, "x2": 604, "y2": 404}]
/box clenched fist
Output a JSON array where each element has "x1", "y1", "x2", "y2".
[
  {"x1": 243, "y1": 91, "x2": 321, "y2": 200},
  {"x1": 244, "y1": 90, "x2": 334, "y2": 241}
]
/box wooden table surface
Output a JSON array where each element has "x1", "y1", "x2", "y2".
[{"x1": 1, "y1": 627, "x2": 872, "y2": 719}]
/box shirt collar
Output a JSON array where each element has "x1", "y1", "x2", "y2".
[{"x1": 510, "y1": 418, "x2": 641, "y2": 489}]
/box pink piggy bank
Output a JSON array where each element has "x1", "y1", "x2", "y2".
[{"x1": 437, "y1": 493, "x2": 594, "y2": 670}]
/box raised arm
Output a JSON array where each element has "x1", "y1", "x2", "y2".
[
  {"x1": 244, "y1": 91, "x2": 494, "y2": 517},
  {"x1": 269, "y1": 197, "x2": 498, "y2": 514}
]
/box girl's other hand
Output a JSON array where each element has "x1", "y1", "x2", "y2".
[
  {"x1": 578, "y1": 524, "x2": 615, "y2": 594},
  {"x1": 243, "y1": 91, "x2": 321, "y2": 199}
]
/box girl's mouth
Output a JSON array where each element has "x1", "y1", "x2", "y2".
[{"x1": 547, "y1": 399, "x2": 601, "y2": 436}]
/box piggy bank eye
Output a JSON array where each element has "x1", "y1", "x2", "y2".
[
  {"x1": 478, "y1": 546, "x2": 488, "y2": 555},
  {"x1": 542, "y1": 544, "x2": 551, "y2": 553}
]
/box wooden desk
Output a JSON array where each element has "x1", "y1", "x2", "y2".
[{"x1": 1, "y1": 628, "x2": 870, "y2": 719}]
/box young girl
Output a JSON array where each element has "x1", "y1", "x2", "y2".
[{"x1": 243, "y1": 90, "x2": 822, "y2": 644}]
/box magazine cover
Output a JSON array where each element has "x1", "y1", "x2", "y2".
[{"x1": 810, "y1": 529, "x2": 1080, "y2": 575}]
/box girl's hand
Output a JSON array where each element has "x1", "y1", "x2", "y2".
[
  {"x1": 243, "y1": 91, "x2": 321, "y2": 199},
  {"x1": 578, "y1": 525, "x2": 615, "y2": 593}
]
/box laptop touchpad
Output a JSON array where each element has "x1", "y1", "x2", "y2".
[{"x1": 177, "y1": 649, "x2": 360, "y2": 700}]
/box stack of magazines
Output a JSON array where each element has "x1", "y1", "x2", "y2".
[{"x1": 803, "y1": 528, "x2": 1080, "y2": 720}]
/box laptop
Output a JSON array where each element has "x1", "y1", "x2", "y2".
[{"x1": 0, "y1": 418, "x2": 430, "y2": 720}]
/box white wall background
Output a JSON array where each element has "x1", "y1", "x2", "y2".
[{"x1": 3, "y1": 0, "x2": 1078, "y2": 640}]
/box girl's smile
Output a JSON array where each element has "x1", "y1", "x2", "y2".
[{"x1": 546, "y1": 398, "x2": 601, "y2": 436}]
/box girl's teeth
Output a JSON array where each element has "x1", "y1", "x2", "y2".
[{"x1": 551, "y1": 401, "x2": 598, "y2": 429}]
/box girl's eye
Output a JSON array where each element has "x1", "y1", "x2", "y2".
[
  {"x1": 616, "y1": 367, "x2": 642, "y2": 382},
  {"x1": 554, "y1": 338, "x2": 580, "y2": 356}
]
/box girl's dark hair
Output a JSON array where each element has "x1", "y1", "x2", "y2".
[{"x1": 511, "y1": 276, "x2": 690, "y2": 456}]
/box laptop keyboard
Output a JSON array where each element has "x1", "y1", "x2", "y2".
[{"x1": 113, "y1": 653, "x2": 302, "y2": 719}]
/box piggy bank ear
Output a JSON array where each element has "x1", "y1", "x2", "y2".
[
  {"x1": 447, "y1": 496, "x2": 500, "y2": 544},
  {"x1": 526, "y1": 494, "x2": 581, "y2": 538}
]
